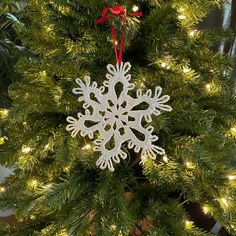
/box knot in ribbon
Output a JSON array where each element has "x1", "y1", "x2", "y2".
[
  {"x1": 95, "y1": 6, "x2": 126, "y2": 25},
  {"x1": 95, "y1": 5, "x2": 142, "y2": 64}
]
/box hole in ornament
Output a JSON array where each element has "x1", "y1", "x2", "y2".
[
  {"x1": 130, "y1": 128, "x2": 145, "y2": 141},
  {"x1": 118, "y1": 127, "x2": 125, "y2": 135},
  {"x1": 113, "y1": 122, "x2": 117, "y2": 130},
  {"x1": 123, "y1": 111, "x2": 128, "y2": 116},
  {"x1": 104, "y1": 124, "x2": 111, "y2": 131},
  {"x1": 121, "y1": 101, "x2": 127, "y2": 108},
  {"x1": 108, "y1": 100, "x2": 114, "y2": 107},
  {"x1": 122, "y1": 121, "x2": 127, "y2": 125},
  {"x1": 131, "y1": 102, "x2": 149, "y2": 111},
  {"x1": 89, "y1": 92, "x2": 99, "y2": 103},
  {"x1": 128, "y1": 116, "x2": 135, "y2": 122},
  {"x1": 84, "y1": 120, "x2": 99, "y2": 128},
  {"x1": 107, "y1": 107, "x2": 112, "y2": 113},
  {"x1": 99, "y1": 111, "x2": 105, "y2": 117},
  {"x1": 88, "y1": 106, "x2": 93, "y2": 114},
  {"x1": 115, "y1": 82, "x2": 123, "y2": 99},
  {"x1": 105, "y1": 135, "x2": 115, "y2": 150},
  {"x1": 115, "y1": 115, "x2": 119, "y2": 119}
]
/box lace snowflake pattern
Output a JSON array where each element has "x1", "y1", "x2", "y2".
[{"x1": 66, "y1": 62, "x2": 172, "y2": 171}]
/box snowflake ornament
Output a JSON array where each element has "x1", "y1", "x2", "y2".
[{"x1": 66, "y1": 62, "x2": 172, "y2": 171}]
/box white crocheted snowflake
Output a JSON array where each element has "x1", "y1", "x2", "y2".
[{"x1": 66, "y1": 62, "x2": 172, "y2": 171}]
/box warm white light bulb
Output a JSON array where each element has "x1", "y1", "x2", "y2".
[
  {"x1": 230, "y1": 127, "x2": 236, "y2": 135},
  {"x1": 183, "y1": 68, "x2": 191, "y2": 73},
  {"x1": 110, "y1": 224, "x2": 116, "y2": 230},
  {"x1": 188, "y1": 30, "x2": 197, "y2": 37},
  {"x1": 28, "y1": 179, "x2": 38, "y2": 189},
  {"x1": 231, "y1": 127, "x2": 236, "y2": 132},
  {"x1": 228, "y1": 175, "x2": 236, "y2": 181},
  {"x1": 205, "y1": 83, "x2": 211, "y2": 91},
  {"x1": 0, "y1": 109, "x2": 9, "y2": 118},
  {"x1": 0, "y1": 137, "x2": 4, "y2": 145},
  {"x1": 178, "y1": 15, "x2": 186, "y2": 20},
  {"x1": 64, "y1": 166, "x2": 70, "y2": 172},
  {"x1": 22, "y1": 146, "x2": 32, "y2": 154},
  {"x1": 221, "y1": 198, "x2": 229, "y2": 207},
  {"x1": 82, "y1": 144, "x2": 91, "y2": 150},
  {"x1": 163, "y1": 155, "x2": 168, "y2": 163},
  {"x1": 185, "y1": 161, "x2": 193, "y2": 168},
  {"x1": 185, "y1": 220, "x2": 192, "y2": 229},
  {"x1": 44, "y1": 183, "x2": 52, "y2": 189},
  {"x1": 141, "y1": 155, "x2": 148, "y2": 161},
  {"x1": 0, "y1": 187, "x2": 5, "y2": 193},
  {"x1": 132, "y1": 5, "x2": 139, "y2": 12},
  {"x1": 202, "y1": 205, "x2": 209, "y2": 214},
  {"x1": 161, "y1": 62, "x2": 167, "y2": 68},
  {"x1": 30, "y1": 215, "x2": 36, "y2": 220}
]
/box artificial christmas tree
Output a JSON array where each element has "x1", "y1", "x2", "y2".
[{"x1": 1, "y1": 0, "x2": 236, "y2": 235}]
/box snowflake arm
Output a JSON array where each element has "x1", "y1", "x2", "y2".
[
  {"x1": 73, "y1": 76, "x2": 106, "y2": 110},
  {"x1": 126, "y1": 86, "x2": 172, "y2": 123},
  {"x1": 66, "y1": 110, "x2": 103, "y2": 139},
  {"x1": 126, "y1": 124, "x2": 165, "y2": 159},
  {"x1": 94, "y1": 130, "x2": 128, "y2": 171}
]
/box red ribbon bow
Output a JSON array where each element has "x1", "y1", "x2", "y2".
[{"x1": 95, "y1": 6, "x2": 142, "y2": 64}]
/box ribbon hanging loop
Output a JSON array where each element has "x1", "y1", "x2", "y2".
[{"x1": 95, "y1": 5, "x2": 142, "y2": 64}]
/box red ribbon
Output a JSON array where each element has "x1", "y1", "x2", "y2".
[{"x1": 95, "y1": 6, "x2": 142, "y2": 64}]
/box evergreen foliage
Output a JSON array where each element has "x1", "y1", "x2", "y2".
[
  {"x1": 0, "y1": 0, "x2": 34, "y2": 108},
  {"x1": 0, "y1": 0, "x2": 236, "y2": 235}
]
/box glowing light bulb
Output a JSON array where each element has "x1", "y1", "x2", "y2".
[
  {"x1": 205, "y1": 83, "x2": 211, "y2": 91},
  {"x1": 44, "y1": 144, "x2": 49, "y2": 149},
  {"x1": 185, "y1": 161, "x2": 194, "y2": 169},
  {"x1": 22, "y1": 146, "x2": 32, "y2": 154},
  {"x1": 0, "y1": 137, "x2": 4, "y2": 145},
  {"x1": 64, "y1": 166, "x2": 70, "y2": 172},
  {"x1": 183, "y1": 68, "x2": 191, "y2": 73},
  {"x1": 28, "y1": 179, "x2": 38, "y2": 189},
  {"x1": 44, "y1": 183, "x2": 52, "y2": 189},
  {"x1": 110, "y1": 224, "x2": 116, "y2": 230},
  {"x1": 0, "y1": 109, "x2": 9, "y2": 118},
  {"x1": 141, "y1": 155, "x2": 148, "y2": 161},
  {"x1": 185, "y1": 220, "x2": 193, "y2": 229},
  {"x1": 230, "y1": 127, "x2": 236, "y2": 136},
  {"x1": 178, "y1": 15, "x2": 186, "y2": 20},
  {"x1": 46, "y1": 26, "x2": 53, "y2": 33},
  {"x1": 221, "y1": 198, "x2": 229, "y2": 207},
  {"x1": 231, "y1": 127, "x2": 236, "y2": 132},
  {"x1": 202, "y1": 205, "x2": 209, "y2": 214},
  {"x1": 82, "y1": 144, "x2": 91, "y2": 150},
  {"x1": 188, "y1": 30, "x2": 197, "y2": 37},
  {"x1": 115, "y1": 40, "x2": 118, "y2": 45},
  {"x1": 58, "y1": 6, "x2": 70, "y2": 14},
  {"x1": 228, "y1": 175, "x2": 236, "y2": 181},
  {"x1": 132, "y1": 5, "x2": 139, "y2": 12},
  {"x1": 161, "y1": 62, "x2": 167, "y2": 68},
  {"x1": 0, "y1": 187, "x2": 5, "y2": 192},
  {"x1": 163, "y1": 155, "x2": 168, "y2": 163},
  {"x1": 30, "y1": 215, "x2": 36, "y2": 220}
]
